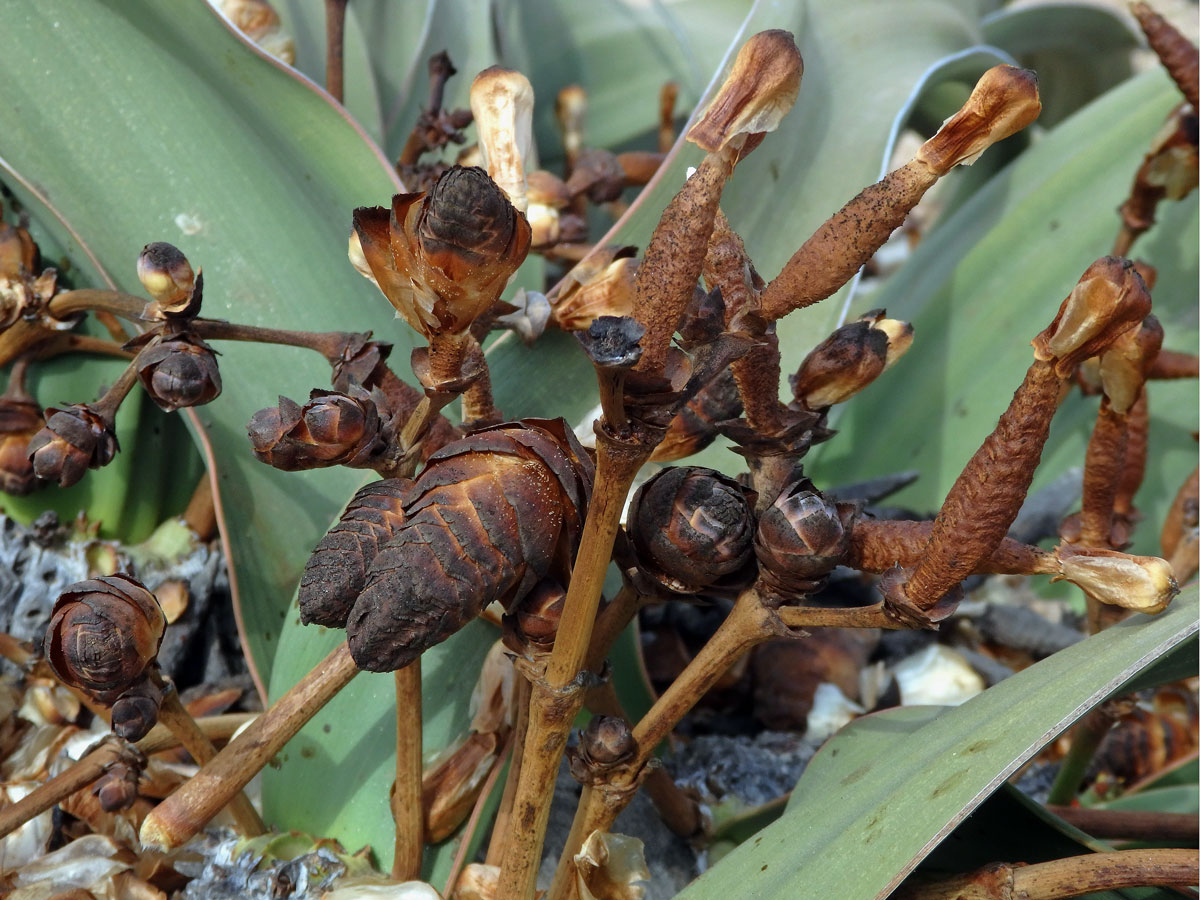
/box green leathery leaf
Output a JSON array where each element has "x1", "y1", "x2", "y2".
[
  {"x1": 812, "y1": 69, "x2": 1199, "y2": 559},
  {"x1": 674, "y1": 587, "x2": 1198, "y2": 900}
]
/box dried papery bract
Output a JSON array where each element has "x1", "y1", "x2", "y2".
[
  {"x1": 791, "y1": 310, "x2": 913, "y2": 409},
  {"x1": 632, "y1": 30, "x2": 802, "y2": 376},
  {"x1": 648, "y1": 366, "x2": 742, "y2": 462},
  {"x1": 883, "y1": 258, "x2": 1150, "y2": 624},
  {"x1": 471, "y1": 67, "x2": 535, "y2": 213},
  {"x1": 1053, "y1": 546, "x2": 1178, "y2": 615},
  {"x1": 553, "y1": 246, "x2": 639, "y2": 332},
  {"x1": 758, "y1": 65, "x2": 1040, "y2": 322},
  {"x1": 1114, "y1": 104, "x2": 1199, "y2": 256}
]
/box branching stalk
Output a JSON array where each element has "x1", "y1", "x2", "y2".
[{"x1": 392, "y1": 660, "x2": 424, "y2": 881}]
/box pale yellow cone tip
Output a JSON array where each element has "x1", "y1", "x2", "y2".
[
  {"x1": 686, "y1": 29, "x2": 803, "y2": 154},
  {"x1": 918, "y1": 65, "x2": 1041, "y2": 174},
  {"x1": 1055, "y1": 547, "x2": 1179, "y2": 614},
  {"x1": 470, "y1": 67, "x2": 535, "y2": 213}
]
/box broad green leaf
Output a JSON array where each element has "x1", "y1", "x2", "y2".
[
  {"x1": 675, "y1": 587, "x2": 1198, "y2": 900},
  {"x1": 813, "y1": 69, "x2": 1199, "y2": 559},
  {"x1": 1096, "y1": 785, "x2": 1199, "y2": 817}
]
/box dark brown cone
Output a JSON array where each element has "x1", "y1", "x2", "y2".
[
  {"x1": 790, "y1": 311, "x2": 912, "y2": 409},
  {"x1": 567, "y1": 715, "x2": 637, "y2": 785},
  {"x1": 44, "y1": 574, "x2": 166, "y2": 704},
  {"x1": 347, "y1": 419, "x2": 594, "y2": 672},
  {"x1": 110, "y1": 674, "x2": 164, "y2": 742},
  {"x1": 626, "y1": 466, "x2": 757, "y2": 595},
  {"x1": 330, "y1": 333, "x2": 394, "y2": 391},
  {"x1": 93, "y1": 749, "x2": 146, "y2": 812},
  {"x1": 134, "y1": 333, "x2": 222, "y2": 412},
  {"x1": 27, "y1": 404, "x2": 118, "y2": 488},
  {"x1": 0, "y1": 397, "x2": 44, "y2": 495},
  {"x1": 755, "y1": 475, "x2": 854, "y2": 599},
  {"x1": 248, "y1": 388, "x2": 385, "y2": 471},
  {"x1": 299, "y1": 478, "x2": 411, "y2": 628},
  {"x1": 502, "y1": 578, "x2": 566, "y2": 653}
]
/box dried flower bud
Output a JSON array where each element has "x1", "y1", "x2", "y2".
[
  {"x1": 134, "y1": 333, "x2": 222, "y2": 411},
  {"x1": 626, "y1": 467, "x2": 756, "y2": 595},
  {"x1": 137, "y1": 242, "x2": 201, "y2": 319},
  {"x1": 565, "y1": 149, "x2": 626, "y2": 204},
  {"x1": 755, "y1": 476, "x2": 854, "y2": 598},
  {"x1": 470, "y1": 67, "x2": 535, "y2": 212},
  {"x1": 1054, "y1": 546, "x2": 1179, "y2": 614},
  {"x1": 568, "y1": 715, "x2": 637, "y2": 785},
  {"x1": 503, "y1": 578, "x2": 566, "y2": 653},
  {"x1": 299, "y1": 478, "x2": 411, "y2": 628},
  {"x1": 687, "y1": 30, "x2": 803, "y2": 154},
  {"x1": 248, "y1": 388, "x2": 385, "y2": 472},
  {"x1": 43, "y1": 574, "x2": 166, "y2": 704},
  {"x1": 791, "y1": 310, "x2": 913, "y2": 409},
  {"x1": 110, "y1": 675, "x2": 164, "y2": 742},
  {"x1": 918, "y1": 66, "x2": 1041, "y2": 175},
  {"x1": 0, "y1": 215, "x2": 36, "y2": 279},
  {"x1": 353, "y1": 167, "x2": 531, "y2": 339},
  {"x1": 330, "y1": 333, "x2": 393, "y2": 391},
  {"x1": 0, "y1": 396, "x2": 44, "y2": 495},
  {"x1": 552, "y1": 247, "x2": 638, "y2": 332},
  {"x1": 347, "y1": 419, "x2": 593, "y2": 671},
  {"x1": 1033, "y1": 257, "x2": 1153, "y2": 376},
  {"x1": 93, "y1": 750, "x2": 146, "y2": 812},
  {"x1": 27, "y1": 404, "x2": 119, "y2": 488}
]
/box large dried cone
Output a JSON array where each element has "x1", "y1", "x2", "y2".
[
  {"x1": 755, "y1": 474, "x2": 856, "y2": 599},
  {"x1": 352, "y1": 166, "x2": 531, "y2": 340},
  {"x1": 0, "y1": 396, "x2": 44, "y2": 495},
  {"x1": 27, "y1": 404, "x2": 118, "y2": 488},
  {"x1": 133, "y1": 332, "x2": 222, "y2": 411},
  {"x1": 791, "y1": 310, "x2": 913, "y2": 409},
  {"x1": 1053, "y1": 546, "x2": 1178, "y2": 615},
  {"x1": 625, "y1": 466, "x2": 757, "y2": 596},
  {"x1": 347, "y1": 419, "x2": 594, "y2": 671},
  {"x1": 299, "y1": 478, "x2": 412, "y2": 628},
  {"x1": 247, "y1": 387, "x2": 386, "y2": 471},
  {"x1": 43, "y1": 574, "x2": 167, "y2": 705}
]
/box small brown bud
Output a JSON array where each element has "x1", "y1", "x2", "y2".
[
  {"x1": 137, "y1": 242, "x2": 201, "y2": 319},
  {"x1": 1054, "y1": 546, "x2": 1178, "y2": 615},
  {"x1": 568, "y1": 715, "x2": 637, "y2": 785},
  {"x1": 565, "y1": 149, "x2": 626, "y2": 204},
  {"x1": 503, "y1": 578, "x2": 566, "y2": 653},
  {"x1": 626, "y1": 466, "x2": 756, "y2": 595},
  {"x1": 552, "y1": 246, "x2": 638, "y2": 332},
  {"x1": 43, "y1": 574, "x2": 167, "y2": 705},
  {"x1": 470, "y1": 67, "x2": 535, "y2": 212},
  {"x1": 1033, "y1": 257, "x2": 1153, "y2": 376},
  {"x1": 755, "y1": 476, "x2": 854, "y2": 598},
  {"x1": 110, "y1": 674, "x2": 164, "y2": 742},
  {"x1": 917, "y1": 65, "x2": 1041, "y2": 175},
  {"x1": 299, "y1": 478, "x2": 411, "y2": 628},
  {"x1": 330, "y1": 332, "x2": 394, "y2": 391},
  {"x1": 93, "y1": 750, "x2": 146, "y2": 812},
  {"x1": 134, "y1": 333, "x2": 222, "y2": 411},
  {"x1": 687, "y1": 30, "x2": 803, "y2": 154},
  {"x1": 27, "y1": 404, "x2": 119, "y2": 488},
  {"x1": 649, "y1": 366, "x2": 742, "y2": 463},
  {"x1": 791, "y1": 310, "x2": 913, "y2": 409},
  {"x1": 0, "y1": 396, "x2": 44, "y2": 495},
  {"x1": 353, "y1": 166, "x2": 532, "y2": 339},
  {"x1": 247, "y1": 388, "x2": 385, "y2": 472}
]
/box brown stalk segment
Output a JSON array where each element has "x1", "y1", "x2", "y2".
[
  {"x1": 616, "y1": 151, "x2": 666, "y2": 186},
  {"x1": 631, "y1": 152, "x2": 734, "y2": 375},
  {"x1": 1131, "y1": 2, "x2": 1199, "y2": 109},
  {"x1": 758, "y1": 161, "x2": 939, "y2": 321},
  {"x1": 392, "y1": 661, "x2": 424, "y2": 881},
  {"x1": 1147, "y1": 348, "x2": 1199, "y2": 379},
  {"x1": 904, "y1": 359, "x2": 1066, "y2": 608},
  {"x1": 1112, "y1": 389, "x2": 1149, "y2": 526},
  {"x1": 846, "y1": 518, "x2": 1055, "y2": 575},
  {"x1": 703, "y1": 210, "x2": 787, "y2": 435},
  {"x1": 1077, "y1": 398, "x2": 1129, "y2": 548}
]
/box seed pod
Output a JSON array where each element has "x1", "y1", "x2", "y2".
[
  {"x1": 299, "y1": 478, "x2": 411, "y2": 628},
  {"x1": 110, "y1": 674, "x2": 164, "y2": 742},
  {"x1": 27, "y1": 404, "x2": 119, "y2": 488},
  {"x1": 247, "y1": 388, "x2": 386, "y2": 472},
  {"x1": 0, "y1": 396, "x2": 44, "y2": 495},
  {"x1": 567, "y1": 715, "x2": 637, "y2": 785},
  {"x1": 43, "y1": 574, "x2": 167, "y2": 704},
  {"x1": 650, "y1": 366, "x2": 742, "y2": 463},
  {"x1": 352, "y1": 166, "x2": 532, "y2": 340},
  {"x1": 754, "y1": 475, "x2": 855, "y2": 599},
  {"x1": 791, "y1": 310, "x2": 913, "y2": 409},
  {"x1": 552, "y1": 246, "x2": 639, "y2": 332},
  {"x1": 133, "y1": 333, "x2": 222, "y2": 411},
  {"x1": 137, "y1": 242, "x2": 201, "y2": 319},
  {"x1": 625, "y1": 466, "x2": 757, "y2": 595},
  {"x1": 346, "y1": 419, "x2": 594, "y2": 672}
]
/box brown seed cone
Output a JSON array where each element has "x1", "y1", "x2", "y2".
[
  {"x1": 649, "y1": 366, "x2": 743, "y2": 463},
  {"x1": 133, "y1": 332, "x2": 222, "y2": 412},
  {"x1": 299, "y1": 478, "x2": 412, "y2": 628},
  {"x1": 110, "y1": 674, "x2": 164, "y2": 743},
  {"x1": 845, "y1": 517, "x2": 1055, "y2": 576},
  {"x1": 1131, "y1": 1, "x2": 1199, "y2": 110},
  {"x1": 329, "y1": 333, "x2": 393, "y2": 391},
  {"x1": 27, "y1": 404, "x2": 119, "y2": 488},
  {"x1": 754, "y1": 474, "x2": 856, "y2": 599},
  {"x1": 791, "y1": 310, "x2": 914, "y2": 409},
  {"x1": 567, "y1": 715, "x2": 637, "y2": 785},
  {"x1": 43, "y1": 574, "x2": 167, "y2": 705},
  {"x1": 502, "y1": 578, "x2": 566, "y2": 653},
  {"x1": 346, "y1": 419, "x2": 594, "y2": 671},
  {"x1": 901, "y1": 360, "x2": 1067, "y2": 609},
  {"x1": 625, "y1": 466, "x2": 757, "y2": 596},
  {"x1": 353, "y1": 166, "x2": 532, "y2": 339},
  {"x1": 247, "y1": 387, "x2": 386, "y2": 472},
  {"x1": 0, "y1": 396, "x2": 44, "y2": 495}
]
